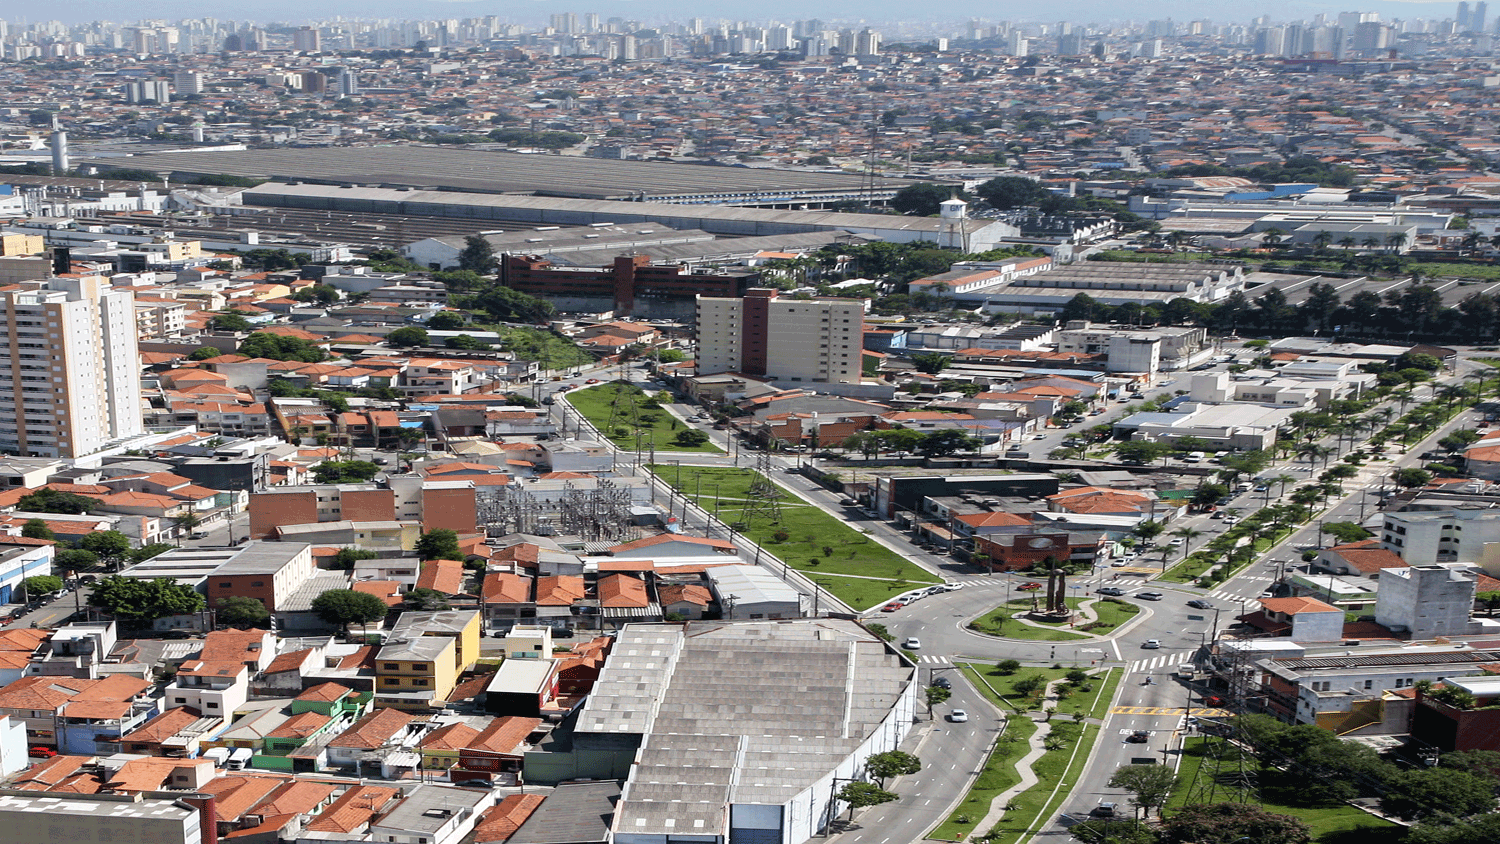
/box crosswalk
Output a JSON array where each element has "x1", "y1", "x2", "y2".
[
  {"x1": 916, "y1": 655, "x2": 951, "y2": 665},
  {"x1": 964, "y1": 575, "x2": 1152, "y2": 589},
  {"x1": 1129, "y1": 654, "x2": 1179, "y2": 673},
  {"x1": 1110, "y1": 706, "x2": 1232, "y2": 717}
]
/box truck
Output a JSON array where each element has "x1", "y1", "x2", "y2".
[
  {"x1": 202, "y1": 747, "x2": 230, "y2": 767},
  {"x1": 225, "y1": 747, "x2": 253, "y2": 770}
]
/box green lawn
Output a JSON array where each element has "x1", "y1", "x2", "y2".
[
  {"x1": 929, "y1": 715, "x2": 1036, "y2": 841},
  {"x1": 960, "y1": 664, "x2": 1119, "y2": 720},
  {"x1": 651, "y1": 464, "x2": 936, "y2": 608},
  {"x1": 968, "y1": 597, "x2": 1139, "y2": 641},
  {"x1": 569, "y1": 383, "x2": 722, "y2": 453},
  {"x1": 984, "y1": 720, "x2": 1104, "y2": 844},
  {"x1": 491, "y1": 325, "x2": 594, "y2": 370},
  {"x1": 1168, "y1": 738, "x2": 1405, "y2": 844},
  {"x1": 806, "y1": 574, "x2": 919, "y2": 609}
]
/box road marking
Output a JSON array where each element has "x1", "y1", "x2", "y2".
[
  {"x1": 918, "y1": 655, "x2": 951, "y2": 665},
  {"x1": 1110, "y1": 706, "x2": 1232, "y2": 716}
]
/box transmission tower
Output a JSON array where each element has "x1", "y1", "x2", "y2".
[{"x1": 738, "y1": 451, "x2": 784, "y2": 528}]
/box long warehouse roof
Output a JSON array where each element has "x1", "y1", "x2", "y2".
[{"x1": 83, "y1": 144, "x2": 923, "y2": 203}]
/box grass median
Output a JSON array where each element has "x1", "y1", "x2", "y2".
[
  {"x1": 968, "y1": 597, "x2": 1139, "y2": 641},
  {"x1": 651, "y1": 464, "x2": 937, "y2": 608},
  {"x1": 568, "y1": 382, "x2": 722, "y2": 453},
  {"x1": 1169, "y1": 737, "x2": 1404, "y2": 843}
]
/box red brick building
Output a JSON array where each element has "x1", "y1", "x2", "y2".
[{"x1": 501, "y1": 254, "x2": 752, "y2": 314}]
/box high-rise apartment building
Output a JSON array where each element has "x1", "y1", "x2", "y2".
[
  {"x1": 123, "y1": 80, "x2": 170, "y2": 104},
  {"x1": 0, "y1": 276, "x2": 143, "y2": 458},
  {"x1": 292, "y1": 25, "x2": 321, "y2": 52},
  {"x1": 696, "y1": 289, "x2": 864, "y2": 385},
  {"x1": 172, "y1": 70, "x2": 203, "y2": 96}
]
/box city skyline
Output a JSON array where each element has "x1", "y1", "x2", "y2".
[{"x1": 0, "y1": 0, "x2": 1493, "y2": 28}]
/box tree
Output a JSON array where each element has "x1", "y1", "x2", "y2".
[
  {"x1": 188, "y1": 346, "x2": 222, "y2": 361},
  {"x1": 1115, "y1": 441, "x2": 1174, "y2": 466},
  {"x1": 1107, "y1": 764, "x2": 1179, "y2": 818},
  {"x1": 672, "y1": 429, "x2": 710, "y2": 448},
  {"x1": 334, "y1": 547, "x2": 379, "y2": 571},
  {"x1": 387, "y1": 326, "x2": 430, "y2": 347},
  {"x1": 457, "y1": 235, "x2": 497, "y2": 273},
  {"x1": 313, "y1": 460, "x2": 382, "y2": 484},
  {"x1": 1060, "y1": 292, "x2": 1099, "y2": 324},
  {"x1": 310, "y1": 589, "x2": 390, "y2": 632},
  {"x1": 866, "y1": 750, "x2": 922, "y2": 786},
  {"x1": 835, "y1": 782, "x2": 898, "y2": 820},
  {"x1": 891, "y1": 183, "x2": 965, "y2": 217},
  {"x1": 923, "y1": 686, "x2": 951, "y2": 717},
  {"x1": 415, "y1": 528, "x2": 463, "y2": 561},
  {"x1": 88, "y1": 576, "x2": 206, "y2": 624},
  {"x1": 996, "y1": 658, "x2": 1022, "y2": 675},
  {"x1": 20, "y1": 519, "x2": 54, "y2": 541},
  {"x1": 55, "y1": 549, "x2": 98, "y2": 570},
  {"x1": 1393, "y1": 467, "x2": 1434, "y2": 488},
  {"x1": 1393, "y1": 351, "x2": 1442, "y2": 373},
  {"x1": 17, "y1": 488, "x2": 101, "y2": 514},
  {"x1": 1408, "y1": 814, "x2": 1500, "y2": 844},
  {"x1": 426, "y1": 311, "x2": 468, "y2": 331},
  {"x1": 1131, "y1": 519, "x2": 1166, "y2": 546},
  {"x1": 210, "y1": 311, "x2": 252, "y2": 331},
  {"x1": 1160, "y1": 802, "x2": 1311, "y2": 844},
  {"x1": 238, "y1": 332, "x2": 327, "y2": 363},
  {"x1": 917, "y1": 429, "x2": 980, "y2": 458},
  {"x1": 475, "y1": 284, "x2": 556, "y2": 323},
  {"x1": 445, "y1": 334, "x2": 491, "y2": 350},
  {"x1": 911, "y1": 352, "x2": 949, "y2": 374},
  {"x1": 79, "y1": 531, "x2": 132, "y2": 571},
  {"x1": 1320, "y1": 521, "x2": 1373, "y2": 545},
  {"x1": 974, "y1": 176, "x2": 1050, "y2": 210},
  {"x1": 431, "y1": 270, "x2": 487, "y2": 292},
  {"x1": 1380, "y1": 767, "x2": 1497, "y2": 821},
  {"x1": 217, "y1": 596, "x2": 270, "y2": 628},
  {"x1": 130, "y1": 543, "x2": 174, "y2": 564},
  {"x1": 404, "y1": 587, "x2": 452, "y2": 611},
  {"x1": 20, "y1": 575, "x2": 62, "y2": 599}
]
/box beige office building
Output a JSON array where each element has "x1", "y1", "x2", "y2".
[
  {"x1": 0, "y1": 276, "x2": 143, "y2": 458},
  {"x1": 696, "y1": 288, "x2": 863, "y2": 385}
]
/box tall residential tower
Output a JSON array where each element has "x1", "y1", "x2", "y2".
[{"x1": 0, "y1": 276, "x2": 143, "y2": 458}]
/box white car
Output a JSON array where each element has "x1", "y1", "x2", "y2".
[
  {"x1": 1032, "y1": 433, "x2": 1046, "y2": 440},
  {"x1": 1143, "y1": 639, "x2": 1162, "y2": 649},
  {"x1": 903, "y1": 637, "x2": 922, "y2": 650},
  {"x1": 941, "y1": 582, "x2": 964, "y2": 592},
  {"x1": 948, "y1": 709, "x2": 969, "y2": 723}
]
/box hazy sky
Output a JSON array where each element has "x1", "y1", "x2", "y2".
[{"x1": 5, "y1": 0, "x2": 1470, "y2": 26}]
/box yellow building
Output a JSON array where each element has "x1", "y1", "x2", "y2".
[
  {"x1": 0, "y1": 233, "x2": 44, "y2": 256},
  {"x1": 375, "y1": 635, "x2": 457, "y2": 711},
  {"x1": 374, "y1": 609, "x2": 483, "y2": 711}
]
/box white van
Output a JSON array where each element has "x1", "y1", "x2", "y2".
[
  {"x1": 202, "y1": 747, "x2": 230, "y2": 767},
  {"x1": 1183, "y1": 452, "x2": 1205, "y2": 463},
  {"x1": 226, "y1": 747, "x2": 253, "y2": 770}
]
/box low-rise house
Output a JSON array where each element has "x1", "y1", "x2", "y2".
[{"x1": 324, "y1": 707, "x2": 418, "y2": 770}]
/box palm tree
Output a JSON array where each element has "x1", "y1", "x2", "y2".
[
  {"x1": 1313, "y1": 230, "x2": 1334, "y2": 254},
  {"x1": 1393, "y1": 388, "x2": 1415, "y2": 414},
  {"x1": 1362, "y1": 236, "x2": 1382, "y2": 253},
  {"x1": 1338, "y1": 236, "x2": 1357, "y2": 254},
  {"x1": 1271, "y1": 473, "x2": 1298, "y2": 499},
  {"x1": 1386, "y1": 231, "x2": 1409, "y2": 253},
  {"x1": 1462, "y1": 230, "x2": 1484, "y2": 257},
  {"x1": 1169, "y1": 527, "x2": 1204, "y2": 569}
]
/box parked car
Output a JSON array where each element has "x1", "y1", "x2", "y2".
[
  {"x1": 947, "y1": 709, "x2": 969, "y2": 723},
  {"x1": 27, "y1": 746, "x2": 56, "y2": 758},
  {"x1": 1186, "y1": 599, "x2": 1214, "y2": 610},
  {"x1": 881, "y1": 602, "x2": 905, "y2": 613},
  {"x1": 1017, "y1": 582, "x2": 1043, "y2": 591}
]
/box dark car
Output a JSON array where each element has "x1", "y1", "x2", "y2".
[
  {"x1": 1186, "y1": 599, "x2": 1214, "y2": 610},
  {"x1": 1126, "y1": 730, "x2": 1150, "y2": 743},
  {"x1": 1090, "y1": 802, "x2": 1118, "y2": 817},
  {"x1": 933, "y1": 676, "x2": 952, "y2": 689}
]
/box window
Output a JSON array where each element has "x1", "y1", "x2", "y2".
[
  {"x1": 384, "y1": 663, "x2": 401, "y2": 671},
  {"x1": 207, "y1": 702, "x2": 219, "y2": 709},
  {"x1": 1364, "y1": 680, "x2": 1373, "y2": 690},
  {"x1": 251, "y1": 581, "x2": 264, "y2": 587},
  {"x1": 219, "y1": 582, "x2": 232, "y2": 588}
]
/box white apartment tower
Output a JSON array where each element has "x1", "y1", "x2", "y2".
[
  {"x1": 696, "y1": 288, "x2": 864, "y2": 385},
  {"x1": 0, "y1": 276, "x2": 143, "y2": 458}
]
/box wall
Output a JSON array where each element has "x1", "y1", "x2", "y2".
[{"x1": 248, "y1": 491, "x2": 316, "y2": 540}]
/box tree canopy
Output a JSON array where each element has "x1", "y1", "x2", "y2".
[
  {"x1": 458, "y1": 235, "x2": 498, "y2": 273},
  {"x1": 311, "y1": 589, "x2": 390, "y2": 630},
  {"x1": 1160, "y1": 802, "x2": 1310, "y2": 844},
  {"x1": 865, "y1": 751, "x2": 922, "y2": 786},
  {"x1": 88, "y1": 576, "x2": 206, "y2": 623},
  {"x1": 1107, "y1": 764, "x2": 1178, "y2": 818},
  {"x1": 238, "y1": 332, "x2": 328, "y2": 363},
  {"x1": 79, "y1": 531, "x2": 132, "y2": 570},
  {"x1": 890, "y1": 182, "x2": 967, "y2": 216},
  {"x1": 415, "y1": 528, "x2": 463, "y2": 561},
  {"x1": 217, "y1": 596, "x2": 270, "y2": 627},
  {"x1": 387, "y1": 326, "x2": 430, "y2": 347},
  {"x1": 314, "y1": 460, "x2": 382, "y2": 485},
  {"x1": 17, "y1": 488, "x2": 101, "y2": 514}
]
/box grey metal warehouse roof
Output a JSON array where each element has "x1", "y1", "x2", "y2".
[
  {"x1": 578, "y1": 620, "x2": 913, "y2": 839},
  {"x1": 86, "y1": 145, "x2": 922, "y2": 204}
]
